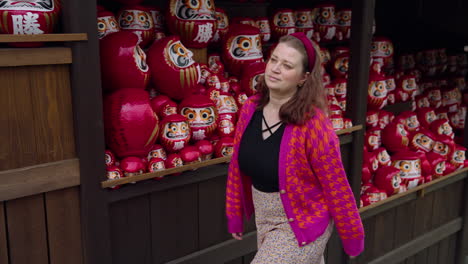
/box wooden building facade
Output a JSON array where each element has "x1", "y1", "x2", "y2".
[{"x1": 1, "y1": 0, "x2": 468, "y2": 264}]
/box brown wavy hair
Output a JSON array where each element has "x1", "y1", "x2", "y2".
[{"x1": 255, "y1": 35, "x2": 328, "y2": 125}]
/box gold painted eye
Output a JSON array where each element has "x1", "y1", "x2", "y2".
[
  {"x1": 237, "y1": 37, "x2": 252, "y2": 51},
  {"x1": 322, "y1": 10, "x2": 330, "y2": 18},
  {"x1": 138, "y1": 13, "x2": 147, "y2": 22},
  {"x1": 187, "y1": 0, "x2": 201, "y2": 9},
  {"x1": 172, "y1": 43, "x2": 187, "y2": 56},
  {"x1": 98, "y1": 21, "x2": 106, "y2": 30},
  {"x1": 183, "y1": 109, "x2": 196, "y2": 120},
  {"x1": 401, "y1": 161, "x2": 411, "y2": 172},
  {"x1": 200, "y1": 108, "x2": 212, "y2": 119},
  {"x1": 125, "y1": 13, "x2": 134, "y2": 22}
]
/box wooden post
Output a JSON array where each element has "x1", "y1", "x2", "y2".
[
  {"x1": 457, "y1": 92, "x2": 468, "y2": 263},
  {"x1": 61, "y1": 2, "x2": 112, "y2": 264},
  {"x1": 346, "y1": 0, "x2": 375, "y2": 204},
  {"x1": 190, "y1": 47, "x2": 208, "y2": 65}
]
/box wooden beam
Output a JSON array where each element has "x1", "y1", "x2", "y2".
[
  {"x1": 367, "y1": 218, "x2": 462, "y2": 264},
  {"x1": 166, "y1": 231, "x2": 257, "y2": 264},
  {"x1": 0, "y1": 48, "x2": 72, "y2": 67},
  {"x1": 0, "y1": 202, "x2": 8, "y2": 264},
  {"x1": 0, "y1": 159, "x2": 80, "y2": 201},
  {"x1": 108, "y1": 163, "x2": 229, "y2": 203},
  {"x1": 61, "y1": 1, "x2": 112, "y2": 263},
  {"x1": 0, "y1": 33, "x2": 87, "y2": 43},
  {"x1": 360, "y1": 168, "x2": 468, "y2": 219},
  {"x1": 336, "y1": 125, "x2": 363, "y2": 136},
  {"x1": 102, "y1": 125, "x2": 362, "y2": 189},
  {"x1": 101, "y1": 156, "x2": 230, "y2": 188},
  {"x1": 346, "y1": 0, "x2": 376, "y2": 204}
]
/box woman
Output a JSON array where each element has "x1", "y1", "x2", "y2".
[{"x1": 225, "y1": 32, "x2": 364, "y2": 263}]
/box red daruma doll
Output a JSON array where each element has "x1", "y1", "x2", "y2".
[
  {"x1": 147, "y1": 36, "x2": 200, "y2": 101},
  {"x1": 97, "y1": 10, "x2": 120, "y2": 40},
  {"x1": 159, "y1": 114, "x2": 191, "y2": 153},
  {"x1": 295, "y1": 9, "x2": 314, "y2": 39},
  {"x1": 166, "y1": 0, "x2": 216, "y2": 48},
  {"x1": 117, "y1": 6, "x2": 154, "y2": 48},
  {"x1": 103, "y1": 89, "x2": 159, "y2": 158},
  {"x1": 335, "y1": 8, "x2": 351, "y2": 41},
  {"x1": 241, "y1": 62, "x2": 266, "y2": 97},
  {"x1": 179, "y1": 95, "x2": 218, "y2": 141},
  {"x1": 100, "y1": 31, "x2": 150, "y2": 92},
  {"x1": 270, "y1": 9, "x2": 296, "y2": 40},
  {"x1": 314, "y1": 4, "x2": 336, "y2": 42},
  {"x1": 391, "y1": 151, "x2": 423, "y2": 190},
  {"x1": 212, "y1": 8, "x2": 229, "y2": 45},
  {"x1": 0, "y1": 0, "x2": 61, "y2": 47},
  {"x1": 222, "y1": 24, "x2": 264, "y2": 77}
]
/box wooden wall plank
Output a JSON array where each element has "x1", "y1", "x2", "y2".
[
  {"x1": 29, "y1": 65, "x2": 76, "y2": 163},
  {"x1": 225, "y1": 257, "x2": 243, "y2": 264},
  {"x1": 354, "y1": 217, "x2": 375, "y2": 264},
  {"x1": 0, "y1": 202, "x2": 8, "y2": 264},
  {"x1": 437, "y1": 237, "x2": 450, "y2": 263},
  {"x1": 243, "y1": 252, "x2": 256, "y2": 263},
  {"x1": 6, "y1": 194, "x2": 48, "y2": 264},
  {"x1": 0, "y1": 33, "x2": 87, "y2": 43},
  {"x1": 405, "y1": 256, "x2": 415, "y2": 264},
  {"x1": 372, "y1": 208, "x2": 396, "y2": 259},
  {"x1": 0, "y1": 48, "x2": 72, "y2": 67},
  {"x1": 109, "y1": 196, "x2": 152, "y2": 264},
  {"x1": 394, "y1": 200, "x2": 417, "y2": 249},
  {"x1": 0, "y1": 159, "x2": 80, "y2": 202},
  {"x1": 0, "y1": 67, "x2": 37, "y2": 170},
  {"x1": 447, "y1": 234, "x2": 457, "y2": 263},
  {"x1": 151, "y1": 185, "x2": 198, "y2": 264},
  {"x1": 412, "y1": 192, "x2": 435, "y2": 264},
  {"x1": 45, "y1": 187, "x2": 83, "y2": 264},
  {"x1": 199, "y1": 176, "x2": 231, "y2": 249},
  {"x1": 326, "y1": 230, "x2": 344, "y2": 264},
  {"x1": 426, "y1": 244, "x2": 439, "y2": 264}
]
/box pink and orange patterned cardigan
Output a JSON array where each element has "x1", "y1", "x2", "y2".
[{"x1": 226, "y1": 96, "x2": 365, "y2": 256}]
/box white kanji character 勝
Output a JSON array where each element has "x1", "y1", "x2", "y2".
[
  {"x1": 12, "y1": 12, "x2": 44, "y2": 35},
  {"x1": 193, "y1": 130, "x2": 206, "y2": 141},
  {"x1": 193, "y1": 23, "x2": 213, "y2": 43},
  {"x1": 173, "y1": 141, "x2": 185, "y2": 151}
]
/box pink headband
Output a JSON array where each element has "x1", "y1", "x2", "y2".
[{"x1": 290, "y1": 32, "x2": 316, "y2": 72}]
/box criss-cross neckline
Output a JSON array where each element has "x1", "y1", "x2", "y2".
[{"x1": 261, "y1": 114, "x2": 283, "y2": 139}]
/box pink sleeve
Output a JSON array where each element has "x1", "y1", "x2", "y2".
[
  {"x1": 225, "y1": 98, "x2": 255, "y2": 234},
  {"x1": 307, "y1": 111, "x2": 365, "y2": 256}
]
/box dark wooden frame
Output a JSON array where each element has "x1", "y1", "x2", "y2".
[
  {"x1": 72, "y1": 0, "x2": 468, "y2": 263},
  {"x1": 61, "y1": 2, "x2": 112, "y2": 263}
]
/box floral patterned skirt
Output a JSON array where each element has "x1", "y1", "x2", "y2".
[{"x1": 251, "y1": 186, "x2": 333, "y2": 264}]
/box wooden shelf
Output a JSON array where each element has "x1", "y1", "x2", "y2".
[
  {"x1": 336, "y1": 124, "x2": 363, "y2": 135},
  {"x1": 0, "y1": 47, "x2": 72, "y2": 67},
  {"x1": 0, "y1": 33, "x2": 87, "y2": 43},
  {"x1": 102, "y1": 156, "x2": 231, "y2": 189},
  {"x1": 359, "y1": 167, "x2": 468, "y2": 220},
  {"x1": 0, "y1": 159, "x2": 80, "y2": 201},
  {"x1": 103, "y1": 125, "x2": 363, "y2": 192},
  {"x1": 107, "y1": 162, "x2": 230, "y2": 203}
]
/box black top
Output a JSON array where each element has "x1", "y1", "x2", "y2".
[{"x1": 238, "y1": 110, "x2": 286, "y2": 193}]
